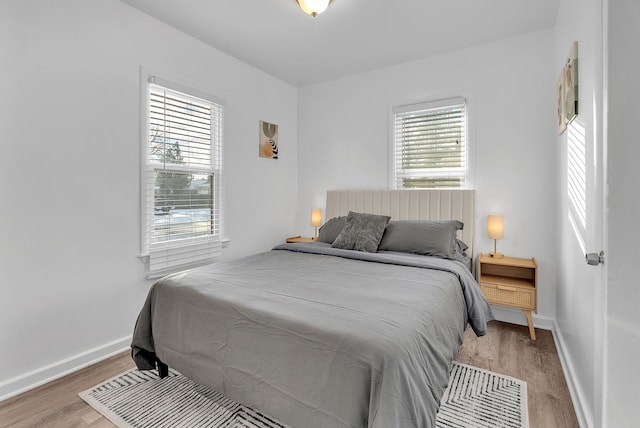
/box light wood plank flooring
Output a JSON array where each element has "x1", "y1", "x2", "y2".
[
  {"x1": 456, "y1": 321, "x2": 579, "y2": 428},
  {"x1": 0, "y1": 321, "x2": 578, "y2": 427}
]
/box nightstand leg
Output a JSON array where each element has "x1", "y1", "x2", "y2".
[{"x1": 524, "y1": 310, "x2": 536, "y2": 340}]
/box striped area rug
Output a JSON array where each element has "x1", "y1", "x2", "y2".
[
  {"x1": 79, "y1": 362, "x2": 527, "y2": 428},
  {"x1": 436, "y1": 362, "x2": 528, "y2": 428}
]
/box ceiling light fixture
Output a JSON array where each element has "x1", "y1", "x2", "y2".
[{"x1": 296, "y1": 0, "x2": 332, "y2": 17}]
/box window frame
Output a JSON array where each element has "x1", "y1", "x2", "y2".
[
  {"x1": 139, "y1": 69, "x2": 225, "y2": 278},
  {"x1": 390, "y1": 95, "x2": 471, "y2": 190}
]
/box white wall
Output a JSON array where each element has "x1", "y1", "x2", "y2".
[
  {"x1": 297, "y1": 30, "x2": 557, "y2": 326},
  {"x1": 604, "y1": 0, "x2": 640, "y2": 425},
  {"x1": 0, "y1": 0, "x2": 297, "y2": 398},
  {"x1": 553, "y1": 0, "x2": 606, "y2": 426}
]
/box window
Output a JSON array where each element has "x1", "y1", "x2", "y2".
[
  {"x1": 142, "y1": 75, "x2": 224, "y2": 276},
  {"x1": 392, "y1": 97, "x2": 467, "y2": 189}
]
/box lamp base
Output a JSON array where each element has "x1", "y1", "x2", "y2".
[{"x1": 489, "y1": 252, "x2": 504, "y2": 259}]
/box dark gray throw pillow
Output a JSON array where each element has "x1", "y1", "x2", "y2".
[
  {"x1": 331, "y1": 211, "x2": 391, "y2": 253},
  {"x1": 378, "y1": 220, "x2": 463, "y2": 259},
  {"x1": 317, "y1": 216, "x2": 347, "y2": 244}
]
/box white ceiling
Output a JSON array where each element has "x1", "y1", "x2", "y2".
[{"x1": 120, "y1": 0, "x2": 560, "y2": 87}]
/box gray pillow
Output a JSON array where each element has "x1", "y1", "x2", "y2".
[
  {"x1": 455, "y1": 238, "x2": 469, "y2": 254},
  {"x1": 378, "y1": 220, "x2": 463, "y2": 259},
  {"x1": 317, "y1": 216, "x2": 347, "y2": 244},
  {"x1": 453, "y1": 238, "x2": 472, "y2": 270},
  {"x1": 331, "y1": 211, "x2": 391, "y2": 253}
]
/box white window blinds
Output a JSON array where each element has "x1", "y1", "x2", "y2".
[
  {"x1": 392, "y1": 97, "x2": 467, "y2": 189},
  {"x1": 143, "y1": 77, "x2": 224, "y2": 276}
]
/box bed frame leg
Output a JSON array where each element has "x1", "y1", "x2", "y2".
[{"x1": 157, "y1": 360, "x2": 169, "y2": 378}]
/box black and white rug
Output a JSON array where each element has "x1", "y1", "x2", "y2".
[
  {"x1": 436, "y1": 362, "x2": 528, "y2": 428},
  {"x1": 79, "y1": 362, "x2": 527, "y2": 428}
]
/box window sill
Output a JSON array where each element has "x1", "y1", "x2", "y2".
[{"x1": 137, "y1": 237, "x2": 230, "y2": 278}]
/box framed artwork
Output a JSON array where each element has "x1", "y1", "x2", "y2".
[
  {"x1": 557, "y1": 41, "x2": 578, "y2": 135},
  {"x1": 259, "y1": 120, "x2": 279, "y2": 159},
  {"x1": 563, "y1": 41, "x2": 578, "y2": 126},
  {"x1": 557, "y1": 71, "x2": 567, "y2": 135}
]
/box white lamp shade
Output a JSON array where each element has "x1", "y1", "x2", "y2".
[
  {"x1": 487, "y1": 215, "x2": 504, "y2": 240},
  {"x1": 311, "y1": 208, "x2": 322, "y2": 227},
  {"x1": 297, "y1": 0, "x2": 331, "y2": 16}
]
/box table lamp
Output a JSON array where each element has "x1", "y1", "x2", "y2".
[
  {"x1": 487, "y1": 214, "x2": 504, "y2": 258},
  {"x1": 311, "y1": 208, "x2": 322, "y2": 240}
]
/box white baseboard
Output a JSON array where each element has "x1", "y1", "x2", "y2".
[
  {"x1": 0, "y1": 335, "x2": 132, "y2": 402},
  {"x1": 551, "y1": 322, "x2": 592, "y2": 428}
]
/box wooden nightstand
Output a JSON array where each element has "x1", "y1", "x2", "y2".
[
  {"x1": 286, "y1": 236, "x2": 317, "y2": 243},
  {"x1": 478, "y1": 254, "x2": 538, "y2": 340}
]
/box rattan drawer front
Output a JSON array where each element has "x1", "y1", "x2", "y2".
[{"x1": 480, "y1": 283, "x2": 534, "y2": 310}]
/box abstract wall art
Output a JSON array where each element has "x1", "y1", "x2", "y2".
[
  {"x1": 259, "y1": 120, "x2": 279, "y2": 159},
  {"x1": 557, "y1": 41, "x2": 578, "y2": 135}
]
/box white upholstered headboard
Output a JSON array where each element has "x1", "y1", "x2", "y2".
[{"x1": 326, "y1": 189, "x2": 476, "y2": 257}]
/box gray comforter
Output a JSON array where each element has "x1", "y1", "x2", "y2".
[{"x1": 132, "y1": 243, "x2": 493, "y2": 428}]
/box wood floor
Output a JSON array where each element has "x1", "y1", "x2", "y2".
[
  {"x1": 0, "y1": 321, "x2": 578, "y2": 428},
  {"x1": 456, "y1": 321, "x2": 579, "y2": 428}
]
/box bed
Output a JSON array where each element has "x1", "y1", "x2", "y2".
[{"x1": 131, "y1": 189, "x2": 493, "y2": 428}]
